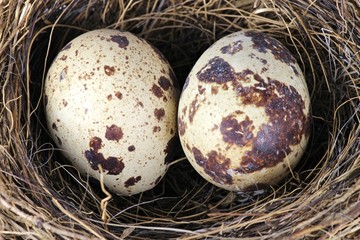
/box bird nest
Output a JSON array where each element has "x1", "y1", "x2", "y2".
[{"x1": 1, "y1": 0, "x2": 359, "y2": 239}]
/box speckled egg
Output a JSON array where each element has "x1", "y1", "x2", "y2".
[
  {"x1": 178, "y1": 30, "x2": 311, "y2": 191},
  {"x1": 44, "y1": 29, "x2": 180, "y2": 196}
]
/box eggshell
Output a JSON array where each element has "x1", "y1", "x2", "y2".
[
  {"x1": 44, "y1": 29, "x2": 179, "y2": 195},
  {"x1": 178, "y1": 30, "x2": 311, "y2": 191}
]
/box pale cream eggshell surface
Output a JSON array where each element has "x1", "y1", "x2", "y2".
[
  {"x1": 178, "y1": 30, "x2": 311, "y2": 191},
  {"x1": 44, "y1": 29, "x2": 179, "y2": 195}
]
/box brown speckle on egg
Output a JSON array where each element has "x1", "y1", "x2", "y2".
[
  {"x1": 115, "y1": 91, "x2": 122, "y2": 100},
  {"x1": 105, "y1": 124, "x2": 123, "y2": 142},
  {"x1": 60, "y1": 55, "x2": 67, "y2": 61},
  {"x1": 104, "y1": 65, "x2": 115, "y2": 76},
  {"x1": 211, "y1": 86, "x2": 219, "y2": 94},
  {"x1": 198, "y1": 85, "x2": 206, "y2": 95},
  {"x1": 62, "y1": 99, "x2": 68, "y2": 107},
  {"x1": 136, "y1": 101, "x2": 144, "y2": 107},
  {"x1": 128, "y1": 145, "x2": 136, "y2": 152},
  {"x1": 153, "y1": 126, "x2": 161, "y2": 133},
  {"x1": 259, "y1": 58, "x2": 267, "y2": 65},
  {"x1": 107, "y1": 94, "x2": 112, "y2": 101}
]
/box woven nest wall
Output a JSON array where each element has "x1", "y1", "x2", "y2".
[{"x1": 1, "y1": 0, "x2": 359, "y2": 239}]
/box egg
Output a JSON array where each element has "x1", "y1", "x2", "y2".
[
  {"x1": 44, "y1": 29, "x2": 180, "y2": 195},
  {"x1": 178, "y1": 30, "x2": 311, "y2": 191}
]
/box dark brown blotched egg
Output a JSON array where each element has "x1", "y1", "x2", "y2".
[
  {"x1": 45, "y1": 29, "x2": 179, "y2": 195},
  {"x1": 178, "y1": 30, "x2": 311, "y2": 191}
]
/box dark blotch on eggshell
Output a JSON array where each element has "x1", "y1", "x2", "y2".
[
  {"x1": 85, "y1": 137, "x2": 125, "y2": 175},
  {"x1": 124, "y1": 176, "x2": 141, "y2": 187},
  {"x1": 128, "y1": 145, "x2": 136, "y2": 152},
  {"x1": 154, "y1": 108, "x2": 165, "y2": 121},
  {"x1": 234, "y1": 74, "x2": 273, "y2": 106},
  {"x1": 220, "y1": 114, "x2": 255, "y2": 147},
  {"x1": 192, "y1": 147, "x2": 233, "y2": 185},
  {"x1": 105, "y1": 124, "x2": 123, "y2": 142},
  {"x1": 110, "y1": 35, "x2": 129, "y2": 48},
  {"x1": 85, "y1": 150, "x2": 125, "y2": 175},
  {"x1": 104, "y1": 156, "x2": 125, "y2": 175},
  {"x1": 245, "y1": 31, "x2": 297, "y2": 74},
  {"x1": 197, "y1": 57, "x2": 236, "y2": 84},
  {"x1": 151, "y1": 84, "x2": 164, "y2": 98},
  {"x1": 158, "y1": 76, "x2": 171, "y2": 91},
  {"x1": 220, "y1": 40, "x2": 243, "y2": 55}
]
